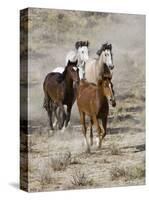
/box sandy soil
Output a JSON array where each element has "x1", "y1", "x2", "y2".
[{"x1": 21, "y1": 94, "x2": 145, "y2": 192}]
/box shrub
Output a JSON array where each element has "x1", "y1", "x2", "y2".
[
  {"x1": 51, "y1": 152, "x2": 71, "y2": 171},
  {"x1": 71, "y1": 170, "x2": 93, "y2": 186},
  {"x1": 111, "y1": 166, "x2": 128, "y2": 180}
]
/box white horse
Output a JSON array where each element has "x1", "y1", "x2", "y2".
[
  {"x1": 85, "y1": 43, "x2": 114, "y2": 84},
  {"x1": 52, "y1": 41, "x2": 89, "y2": 79}
]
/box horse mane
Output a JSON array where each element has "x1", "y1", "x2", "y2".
[
  {"x1": 75, "y1": 40, "x2": 89, "y2": 49},
  {"x1": 62, "y1": 66, "x2": 68, "y2": 78},
  {"x1": 96, "y1": 42, "x2": 112, "y2": 56}
]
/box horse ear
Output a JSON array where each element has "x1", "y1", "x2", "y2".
[
  {"x1": 75, "y1": 41, "x2": 80, "y2": 49},
  {"x1": 67, "y1": 60, "x2": 71, "y2": 66},
  {"x1": 75, "y1": 59, "x2": 78, "y2": 66},
  {"x1": 109, "y1": 44, "x2": 112, "y2": 50},
  {"x1": 86, "y1": 41, "x2": 89, "y2": 46}
]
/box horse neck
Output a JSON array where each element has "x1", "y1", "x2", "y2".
[
  {"x1": 76, "y1": 51, "x2": 83, "y2": 66},
  {"x1": 96, "y1": 54, "x2": 105, "y2": 76},
  {"x1": 65, "y1": 71, "x2": 73, "y2": 89}
]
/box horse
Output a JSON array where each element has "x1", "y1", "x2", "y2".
[
  {"x1": 85, "y1": 42, "x2": 114, "y2": 84},
  {"x1": 52, "y1": 41, "x2": 89, "y2": 79},
  {"x1": 76, "y1": 75, "x2": 116, "y2": 152},
  {"x1": 43, "y1": 60, "x2": 80, "y2": 130}
]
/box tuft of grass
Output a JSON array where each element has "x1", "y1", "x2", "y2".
[
  {"x1": 111, "y1": 165, "x2": 145, "y2": 181},
  {"x1": 51, "y1": 152, "x2": 71, "y2": 171},
  {"x1": 128, "y1": 166, "x2": 145, "y2": 179},
  {"x1": 110, "y1": 143, "x2": 122, "y2": 155},
  {"x1": 111, "y1": 166, "x2": 128, "y2": 181},
  {"x1": 71, "y1": 170, "x2": 93, "y2": 186},
  {"x1": 39, "y1": 162, "x2": 55, "y2": 189}
]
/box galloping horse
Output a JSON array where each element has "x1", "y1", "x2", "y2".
[
  {"x1": 85, "y1": 42, "x2": 114, "y2": 84},
  {"x1": 43, "y1": 60, "x2": 80, "y2": 130},
  {"x1": 77, "y1": 75, "x2": 116, "y2": 152},
  {"x1": 53, "y1": 41, "x2": 89, "y2": 79}
]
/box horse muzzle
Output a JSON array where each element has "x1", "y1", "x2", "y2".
[
  {"x1": 109, "y1": 98, "x2": 116, "y2": 107},
  {"x1": 111, "y1": 100, "x2": 116, "y2": 107},
  {"x1": 109, "y1": 65, "x2": 114, "y2": 70}
]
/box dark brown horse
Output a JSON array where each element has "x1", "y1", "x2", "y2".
[
  {"x1": 43, "y1": 60, "x2": 80, "y2": 130},
  {"x1": 77, "y1": 76, "x2": 116, "y2": 152}
]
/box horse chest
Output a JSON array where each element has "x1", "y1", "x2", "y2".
[{"x1": 63, "y1": 86, "x2": 74, "y2": 104}]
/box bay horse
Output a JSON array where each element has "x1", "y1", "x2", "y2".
[
  {"x1": 43, "y1": 60, "x2": 80, "y2": 130},
  {"x1": 85, "y1": 42, "x2": 114, "y2": 84},
  {"x1": 77, "y1": 75, "x2": 116, "y2": 152},
  {"x1": 53, "y1": 41, "x2": 89, "y2": 79}
]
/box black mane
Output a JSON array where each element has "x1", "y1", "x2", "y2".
[
  {"x1": 96, "y1": 42, "x2": 112, "y2": 56},
  {"x1": 75, "y1": 40, "x2": 89, "y2": 49}
]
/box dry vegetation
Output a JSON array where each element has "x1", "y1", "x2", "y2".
[
  {"x1": 50, "y1": 152, "x2": 71, "y2": 171},
  {"x1": 71, "y1": 170, "x2": 93, "y2": 187},
  {"x1": 20, "y1": 8, "x2": 145, "y2": 192}
]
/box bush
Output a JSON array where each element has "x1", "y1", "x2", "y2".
[
  {"x1": 51, "y1": 152, "x2": 71, "y2": 171},
  {"x1": 111, "y1": 166, "x2": 128, "y2": 180},
  {"x1": 71, "y1": 170, "x2": 93, "y2": 186}
]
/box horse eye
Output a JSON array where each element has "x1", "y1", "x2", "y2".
[{"x1": 82, "y1": 51, "x2": 84, "y2": 54}]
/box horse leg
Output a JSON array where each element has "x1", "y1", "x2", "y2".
[
  {"x1": 58, "y1": 102, "x2": 66, "y2": 129},
  {"x1": 47, "y1": 99, "x2": 54, "y2": 130},
  {"x1": 80, "y1": 111, "x2": 90, "y2": 153},
  {"x1": 101, "y1": 116, "x2": 107, "y2": 139},
  {"x1": 93, "y1": 115, "x2": 104, "y2": 149},
  {"x1": 65, "y1": 105, "x2": 72, "y2": 128},
  {"x1": 89, "y1": 118, "x2": 93, "y2": 146},
  {"x1": 52, "y1": 103, "x2": 59, "y2": 128}
]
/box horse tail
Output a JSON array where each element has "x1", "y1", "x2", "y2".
[{"x1": 43, "y1": 93, "x2": 52, "y2": 113}]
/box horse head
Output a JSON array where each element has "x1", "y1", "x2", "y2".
[
  {"x1": 75, "y1": 41, "x2": 89, "y2": 63},
  {"x1": 96, "y1": 42, "x2": 114, "y2": 70},
  {"x1": 66, "y1": 60, "x2": 80, "y2": 84},
  {"x1": 99, "y1": 75, "x2": 116, "y2": 107}
]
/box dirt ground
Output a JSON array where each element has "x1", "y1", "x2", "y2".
[{"x1": 22, "y1": 93, "x2": 145, "y2": 192}]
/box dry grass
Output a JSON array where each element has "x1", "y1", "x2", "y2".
[
  {"x1": 39, "y1": 162, "x2": 55, "y2": 190},
  {"x1": 71, "y1": 170, "x2": 93, "y2": 186},
  {"x1": 128, "y1": 166, "x2": 145, "y2": 179},
  {"x1": 51, "y1": 152, "x2": 71, "y2": 171},
  {"x1": 111, "y1": 166, "x2": 128, "y2": 181},
  {"x1": 111, "y1": 164, "x2": 145, "y2": 181}
]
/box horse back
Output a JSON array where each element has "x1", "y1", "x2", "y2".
[
  {"x1": 85, "y1": 59, "x2": 97, "y2": 84},
  {"x1": 77, "y1": 80, "x2": 100, "y2": 115}
]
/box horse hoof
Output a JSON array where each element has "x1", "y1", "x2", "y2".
[{"x1": 61, "y1": 127, "x2": 66, "y2": 132}]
